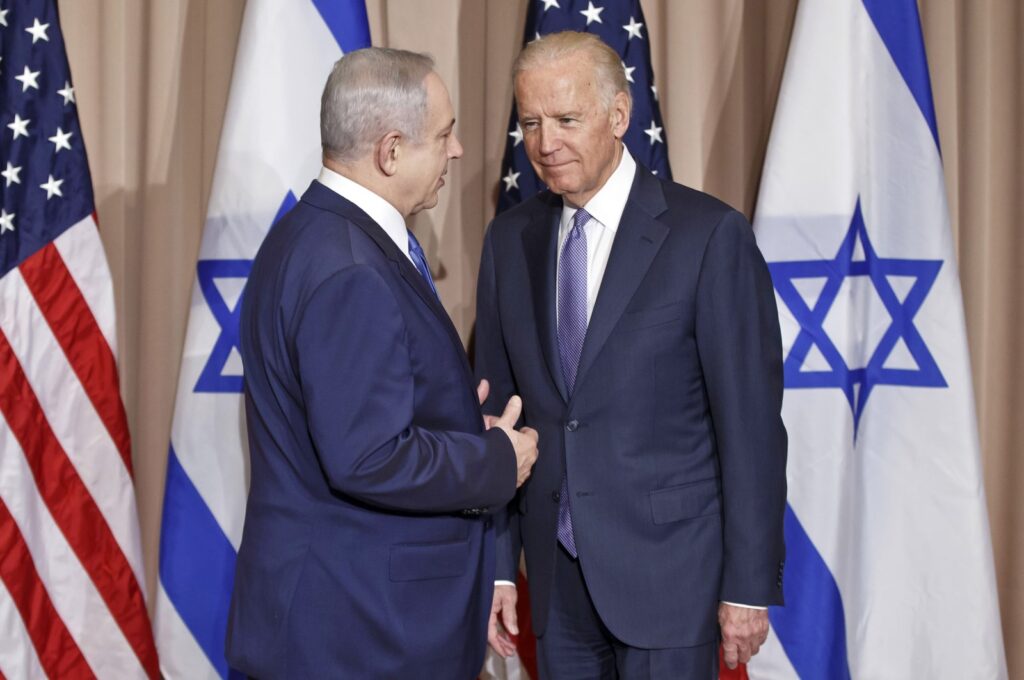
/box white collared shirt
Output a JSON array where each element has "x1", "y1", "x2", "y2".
[
  {"x1": 555, "y1": 147, "x2": 636, "y2": 324},
  {"x1": 317, "y1": 166, "x2": 415, "y2": 265}
]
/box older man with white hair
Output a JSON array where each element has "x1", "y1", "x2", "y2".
[
  {"x1": 476, "y1": 31, "x2": 787, "y2": 679},
  {"x1": 226, "y1": 47, "x2": 538, "y2": 679}
]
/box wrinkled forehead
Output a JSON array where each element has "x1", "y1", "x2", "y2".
[{"x1": 515, "y1": 57, "x2": 603, "y2": 111}]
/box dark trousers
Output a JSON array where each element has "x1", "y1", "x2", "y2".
[{"x1": 537, "y1": 546, "x2": 717, "y2": 680}]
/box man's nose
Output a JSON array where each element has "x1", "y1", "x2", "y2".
[
  {"x1": 538, "y1": 123, "x2": 561, "y2": 155},
  {"x1": 448, "y1": 131, "x2": 464, "y2": 159}
]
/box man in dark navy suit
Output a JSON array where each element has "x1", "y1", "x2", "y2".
[
  {"x1": 226, "y1": 47, "x2": 538, "y2": 679},
  {"x1": 476, "y1": 32, "x2": 787, "y2": 679}
]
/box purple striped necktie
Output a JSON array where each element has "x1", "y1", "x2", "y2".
[{"x1": 556, "y1": 207, "x2": 590, "y2": 558}]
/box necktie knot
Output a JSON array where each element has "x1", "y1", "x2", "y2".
[{"x1": 572, "y1": 207, "x2": 591, "y2": 235}]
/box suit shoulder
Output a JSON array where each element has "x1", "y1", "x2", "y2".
[
  {"x1": 659, "y1": 179, "x2": 745, "y2": 226},
  {"x1": 252, "y1": 201, "x2": 364, "y2": 281}
]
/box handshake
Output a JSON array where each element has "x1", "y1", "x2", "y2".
[{"x1": 477, "y1": 380, "x2": 539, "y2": 488}]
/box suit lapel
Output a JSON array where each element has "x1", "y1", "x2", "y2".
[
  {"x1": 573, "y1": 168, "x2": 669, "y2": 397},
  {"x1": 300, "y1": 181, "x2": 473, "y2": 380},
  {"x1": 521, "y1": 197, "x2": 569, "y2": 403}
]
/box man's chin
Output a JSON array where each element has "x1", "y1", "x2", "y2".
[
  {"x1": 410, "y1": 195, "x2": 440, "y2": 216},
  {"x1": 537, "y1": 172, "x2": 580, "y2": 195}
]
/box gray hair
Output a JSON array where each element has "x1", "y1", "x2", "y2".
[
  {"x1": 320, "y1": 47, "x2": 435, "y2": 163},
  {"x1": 513, "y1": 31, "x2": 632, "y2": 113}
]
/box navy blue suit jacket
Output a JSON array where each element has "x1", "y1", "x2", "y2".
[
  {"x1": 475, "y1": 166, "x2": 787, "y2": 648},
  {"x1": 226, "y1": 181, "x2": 516, "y2": 678}
]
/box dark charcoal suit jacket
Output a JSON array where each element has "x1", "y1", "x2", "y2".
[{"x1": 476, "y1": 165, "x2": 787, "y2": 648}]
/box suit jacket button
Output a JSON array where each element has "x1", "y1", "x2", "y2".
[
  {"x1": 552, "y1": 490, "x2": 561, "y2": 502},
  {"x1": 565, "y1": 420, "x2": 579, "y2": 432}
]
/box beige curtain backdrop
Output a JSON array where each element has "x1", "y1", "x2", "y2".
[{"x1": 57, "y1": 0, "x2": 1022, "y2": 673}]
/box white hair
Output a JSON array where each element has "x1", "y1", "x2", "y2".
[
  {"x1": 513, "y1": 31, "x2": 632, "y2": 113},
  {"x1": 320, "y1": 47, "x2": 435, "y2": 163}
]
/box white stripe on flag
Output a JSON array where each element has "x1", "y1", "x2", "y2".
[
  {"x1": 0, "y1": 268, "x2": 145, "y2": 589},
  {"x1": 53, "y1": 216, "x2": 119, "y2": 353},
  {"x1": 0, "y1": 579, "x2": 45, "y2": 680},
  {"x1": 0, "y1": 421, "x2": 146, "y2": 679},
  {"x1": 153, "y1": 581, "x2": 222, "y2": 680}
]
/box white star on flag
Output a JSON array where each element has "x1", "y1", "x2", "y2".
[
  {"x1": 25, "y1": 17, "x2": 50, "y2": 43},
  {"x1": 651, "y1": 84, "x2": 658, "y2": 101},
  {"x1": 8, "y1": 114, "x2": 30, "y2": 140},
  {"x1": 503, "y1": 169, "x2": 521, "y2": 191},
  {"x1": 15, "y1": 65, "x2": 40, "y2": 92},
  {"x1": 0, "y1": 209, "x2": 14, "y2": 234},
  {"x1": 509, "y1": 123, "x2": 523, "y2": 147},
  {"x1": 580, "y1": 1, "x2": 604, "y2": 25},
  {"x1": 2, "y1": 162, "x2": 22, "y2": 187},
  {"x1": 623, "y1": 16, "x2": 644, "y2": 40},
  {"x1": 0, "y1": 8, "x2": 9, "y2": 27},
  {"x1": 40, "y1": 174, "x2": 64, "y2": 199},
  {"x1": 542, "y1": 0, "x2": 560, "y2": 11},
  {"x1": 622, "y1": 61, "x2": 636, "y2": 83},
  {"x1": 58, "y1": 81, "x2": 76, "y2": 105},
  {"x1": 49, "y1": 127, "x2": 73, "y2": 153},
  {"x1": 644, "y1": 121, "x2": 663, "y2": 144}
]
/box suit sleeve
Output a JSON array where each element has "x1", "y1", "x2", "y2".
[
  {"x1": 474, "y1": 223, "x2": 523, "y2": 581},
  {"x1": 294, "y1": 264, "x2": 516, "y2": 513},
  {"x1": 695, "y1": 210, "x2": 788, "y2": 606}
]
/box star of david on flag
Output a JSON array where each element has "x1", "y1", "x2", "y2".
[
  {"x1": 768, "y1": 197, "x2": 945, "y2": 434},
  {"x1": 750, "y1": 0, "x2": 1006, "y2": 678},
  {"x1": 193, "y1": 192, "x2": 295, "y2": 394},
  {"x1": 154, "y1": 2, "x2": 370, "y2": 678}
]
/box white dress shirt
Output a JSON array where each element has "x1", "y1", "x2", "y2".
[{"x1": 317, "y1": 166, "x2": 415, "y2": 265}]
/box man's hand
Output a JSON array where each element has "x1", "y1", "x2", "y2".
[
  {"x1": 492, "y1": 395, "x2": 538, "y2": 487},
  {"x1": 718, "y1": 603, "x2": 769, "y2": 669},
  {"x1": 488, "y1": 584, "x2": 519, "y2": 657}
]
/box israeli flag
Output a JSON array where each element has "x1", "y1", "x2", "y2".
[
  {"x1": 153, "y1": 2, "x2": 370, "y2": 678},
  {"x1": 750, "y1": 0, "x2": 1007, "y2": 678}
]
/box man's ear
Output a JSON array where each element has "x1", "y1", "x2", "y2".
[
  {"x1": 376, "y1": 131, "x2": 402, "y2": 176},
  {"x1": 611, "y1": 91, "x2": 631, "y2": 139}
]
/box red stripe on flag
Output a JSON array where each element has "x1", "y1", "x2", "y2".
[
  {"x1": 18, "y1": 243, "x2": 133, "y2": 476},
  {"x1": 0, "y1": 331, "x2": 159, "y2": 679},
  {"x1": 0, "y1": 497, "x2": 95, "y2": 679}
]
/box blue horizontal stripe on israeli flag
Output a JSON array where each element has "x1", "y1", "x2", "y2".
[
  {"x1": 311, "y1": 0, "x2": 372, "y2": 53},
  {"x1": 861, "y1": 0, "x2": 940, "y2": 149},
  {"x1": 770, "y1": 505, "x2": 852, "y2": 680},
  {"x1": 159, "y1": 445, "x2": 243, "y2": 680}
]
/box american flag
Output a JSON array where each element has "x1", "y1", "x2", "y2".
[
  {"x1": 496, "y1": 0, "x2": 671, "y2": 214},
  {"x1": 0, "y1": 1, "x2": 158, "y2": 678}
]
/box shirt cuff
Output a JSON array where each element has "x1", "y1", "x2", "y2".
[
  {"x1": 721, "y1": 601, "x2": 767, "y2": 610},
  {"x1": 494, "y1": 580, "x2": 517, "y2": 588}
]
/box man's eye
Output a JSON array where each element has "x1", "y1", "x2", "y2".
[
  {"x1": 522, "y1": 121, "x2": 538, "y2": 130},
  {"x1": 559, "y1": 118, "x2": 576, "y2": 125}
]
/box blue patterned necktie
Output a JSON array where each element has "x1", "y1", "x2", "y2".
[
  {"x1": 407, "y1": 231, "x2": 438, "y2": 298},
  {"x1": 556, "y1": 207, "x2": 590, "y2": 557}
]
